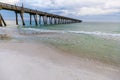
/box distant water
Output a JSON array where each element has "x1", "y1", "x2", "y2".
[{"x1": 1, "y1": 22, "x2": 120, "y2": 66}]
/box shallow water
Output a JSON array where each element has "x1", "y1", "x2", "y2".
[{"x1": 1, "y1": 22, "x2": 120, "y2": 66}]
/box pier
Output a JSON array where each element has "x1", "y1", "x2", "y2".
[{"x1": 0, "y1": 2, "x2": 82, "y2": 27}]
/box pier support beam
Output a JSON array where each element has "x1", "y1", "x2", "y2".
[
  {"x1": 0, "y1": 14, "x2": 3, "y2": 26},
  {"x1": 48, "y1": 17, "x2": 50, "y2": 24},
  {"x1": 33, "y1": 14, "x2": 38, "y2": 26},
  {"x1": 60, "y1": 18, "x2": 62, "y2": 24},
  {"x1": 43, "y1": 16, "x2": 47, "y2": 25},
  {"x1": 15, "y1": 12, "x2": 18, "y2": 25},
  {"x1": 0, "y1": 14, "x2": 6, "y2": 27},
  {"x1": 50, "y1": 17, "x2": 53, "y2": 24},
  {"x1": 54, "y1": 18, "x2": 57, "y2": 24},
  {"x1": 30, "y1": 14, "x2": 32, "y2": 25},
  {"x1": 42, "y1": 16, "x2": 44, "y2": 25},
  {"x1": 43, "y1": 16, "x2": 45, "y2": 25},
  {"x1": 20, "y1": 3, "x2": 25, "y2": 26},
  {"x1": 39, "y1": 15, "x2": 41, "y2": 25},
  {"x1": 20, "y1": 13, "x2": 25, "y2": 26}
]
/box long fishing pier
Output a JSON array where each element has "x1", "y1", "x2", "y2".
[{"x1": 0, "y1": 2, "x2": 82, "y2": 26}]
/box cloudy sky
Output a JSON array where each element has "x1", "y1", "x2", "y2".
[{"x1": 0, "y1": 0, "x2": 120, "y2": 22}]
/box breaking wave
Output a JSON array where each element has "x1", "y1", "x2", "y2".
[
  {"x1": 1, "y1": 27, "x2": 120, "y2": 40},
  {"x1": 22, "y1": 28, "x2": 120, "y2": 36},
  {"x1": 69, "y1": 31, "x2": 120, "y2": 37},
  {"x1": 22, "y1": 28, "x2": 120, "y2": 40}
]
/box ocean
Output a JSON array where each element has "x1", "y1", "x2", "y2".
[{"x1": 1, "y1": 22, "x2": 120, "y2": 67}]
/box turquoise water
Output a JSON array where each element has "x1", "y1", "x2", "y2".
[
  {"x1": 40, "y1": 22, "x2": 120, "y2": 33},
  {"x1": 12, "y1": 22, "x2": 120, "y2": 66},
  {"x1": 19, "y1": 22, "x2": 120, "y2": 66}
]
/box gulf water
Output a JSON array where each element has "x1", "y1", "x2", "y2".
[{"x1": 1, "y1": 22, "x2": 120, "y2": 66}]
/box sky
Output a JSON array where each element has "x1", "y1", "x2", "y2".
[{"x1": 0, "y1": 0, "x2": 120, "y2": 22}]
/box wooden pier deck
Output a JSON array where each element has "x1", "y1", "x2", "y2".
[{"x1": 0, "y1": 2, "x2": 82, "y2": 26}]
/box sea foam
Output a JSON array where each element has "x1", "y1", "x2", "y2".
[{"x1": 1, "y1": 27, "x2": 120, "y2": 40}]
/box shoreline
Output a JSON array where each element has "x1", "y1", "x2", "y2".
[
  {"x1": 0, "y1": 40, "x2": 120, "y2": 80},
  {"x1": 0, "y1": 27, "x2": 120, "y2": 80},
  {"x1": 0, "y1": 27, "x2": 120, "y2": 67}
]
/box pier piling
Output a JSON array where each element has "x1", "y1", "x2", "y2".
[
  {"x1": 15, "y1": 12, "x2": 18, "y2": 25},
  {"x1": 20, "y1": 12, "x2": 25, "y2": 26},
  {"x1": 0, "y1": 14, "x2": 6, "y2": 26}
]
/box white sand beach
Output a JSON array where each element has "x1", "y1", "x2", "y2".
[
  {"x1": 0, "y1": 0, "x2": 120, "y2": 79},
  {"x1": 0, "y1": 27, "x2": 120, "y2": 80},
  {"x1": 0, "y1": 41, "x2": 120, "y2": 80}
]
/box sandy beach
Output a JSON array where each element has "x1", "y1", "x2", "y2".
[
  {"x1": 0, "y1": 0, "x2": 120, "y2": 79},
  {"x1": 0, "y1": 27, "x2": 120, "y2": 80},
  {"x1": 0, "y1": 40, "x2": 119, "y2": 80}
]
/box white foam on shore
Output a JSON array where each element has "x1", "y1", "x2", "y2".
[
  {"x1": 69, "y1": 31, "x2": 120, "y2": 37},
  {"x1": 21, "y1": 28, "x2": 120, "y2": 36},
  {"x1": 21, "y1": 28, "x2": 120, "y2": 40},
  {"x1": 0, "y1": 27, "x2": 120, "y2": 80},
  {"x1": 1, "y1": 27, "x2": 120, "y2": 40},
  {"x1": 69, "y1": 30, "x2": 120, "y2": 40}
]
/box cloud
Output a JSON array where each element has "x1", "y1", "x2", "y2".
[
  {"x1": 22, "y1": 0, "x2": 120, "y2": 16},
  {"x1": 1, "y1": 0, "x2": 120, "y2": 16},
  {"x1": 78, "y1": 7, "x2": 120, "y2": 16},
  {"x1": 0, "y1": 0, "x2": 19, "y2": 4}
]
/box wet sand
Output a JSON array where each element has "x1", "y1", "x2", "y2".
[
  {"x1": 0, "y1": 27, "x2": 120, "y2": 80},
  {"x1": 0, "y1": 41, "x2": 120, "y2": 80}
]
